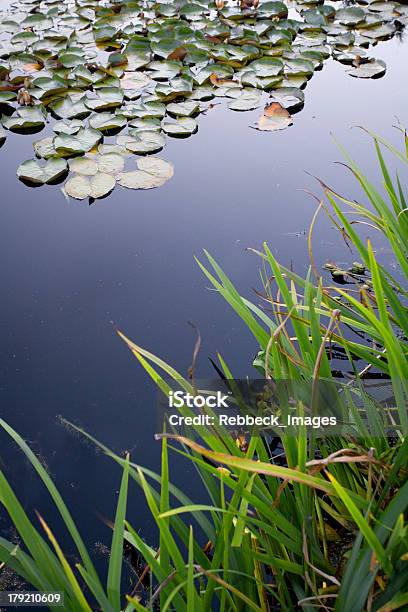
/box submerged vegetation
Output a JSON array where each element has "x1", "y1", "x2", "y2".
[
  {"x1": 0, "y1": 130, "x2": 407, "y2": 610},
  {"x1": 0, "y1": 0, "x2": 407, "y2": 199}
]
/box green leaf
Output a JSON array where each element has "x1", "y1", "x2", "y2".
[
  {"x1": 54, "y1": 128, "x2": 102, "y2": 156},
  {"x1": 107, "y1": 455, "x2": 129, "y2": 610},
  {"x1": 17, "y1": 158, "x2": 68, "y2": 185}
]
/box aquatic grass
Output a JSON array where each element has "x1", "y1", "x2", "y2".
[{"x1": 0, "y1": 389, "x2": 406, "y2": 610}]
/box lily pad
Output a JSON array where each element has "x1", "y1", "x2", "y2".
[
  {"x1": 54, "y1": 128, "x2": 103, "y2": 156},
  {"x1": 65, "y1": 173, "x2": 116, "y2": 200},
  {"x1": 117, "y1": 156, "x2": 174, "y2": 190},
  {"x1": 118, "y1": 131, "x2": 166, "y2": 154},
  {"x1": 228, "y1": 89, "x2": 263, "y2": 111},
  {"x1": 53, "y1": 120, "x2": 83, "y2": 135},
  {"x1": 49, "y1": 95, "x2": 91, "y2": 120},
  {"x1": 166, "y1": 101, "x2": 200, "y2": 117},
  {"x1": 3, "y1": 106, "x2": 46, "y2": 133},
  {"x1": 68, "y1": 158, "x2": 98, "y2": 176},
  {"x1": 85, "y1": 87, "x2": 124, "y2": 111},
  {"x1": 347, "y1": 58, "x2": 386, "y2": 79},
  {"x1": 89, "y1": 112, "x2": 127, "y2": 133},
  {"x1": 162, "y1": 117, "x2": 198, "y2": 136},
  {"x1": 249, "y1": 58, "x2": 284, "y2": 78},
  {"x1": 254, "y1": 102, "x2": 293, "y2": 132},
  {"x1": 269, "y1": 87, "x2": 305, "y2": 112},
  {"x1": 97, "y1": 153, "x2": 125, "y2": 175},
  {"x1": 17, "y1": 158, "x2": 68, "y2": 185},
  {"x1": 33, "y1": 137, "x2": 58, "y2": 159}
]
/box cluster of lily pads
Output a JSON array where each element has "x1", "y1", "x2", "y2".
[{"x1": 0, "y1": 0, "x2": 407, "y2": 200}]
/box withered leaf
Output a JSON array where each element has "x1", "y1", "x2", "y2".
[
  {"x1": 255, "y1": 102, "x2": 293, "y2": 131},
  {"x1": 167, "y1": 46, "x2": 187, "y2": 61}
]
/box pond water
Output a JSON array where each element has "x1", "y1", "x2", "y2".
[{"x1": 0, "y1": 0, "x2": 408, "y2": 578}]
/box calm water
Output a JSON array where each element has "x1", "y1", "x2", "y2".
[{"x1": 0, "y1": 34, "x2": 407, "y2": 565}]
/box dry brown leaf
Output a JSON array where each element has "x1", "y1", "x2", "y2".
[
  {"x1": 255, "y1": 102, "x2": 293, "y2": 131},
  {"x1": 210, "y1": 73, "x2": 236, "y2": 87},
  {"x1": 167, "y1": 46, "x2": 187, "y2": 61},
  {"x1": 23, "y1": 62, "x2": 42, "y2": 72},
  {"x1": 215, "y1": 0, "x2": 225, "y2": 9},
  {"x1": 264, "y1": 102, "x2": 291, "y2": 118}
]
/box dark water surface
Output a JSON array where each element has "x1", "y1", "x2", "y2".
[{"x1": 1, "y1": 34, "x2": 407, "y2": 564}]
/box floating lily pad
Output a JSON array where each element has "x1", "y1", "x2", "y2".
[
  {"x1": 97, "y1": 153, "x2": 125, "y2": 175},
  {"x1": 65, "y1": 172, "x2": 116, "y2": 200},
  {"x1": 33, "y1": 137, "x2": 58, "y2": 159},
  {"x1": 3, "y1": 106, "x2": 46, "y2": 133},
  {"x1": 347, "y1": 58, "x2": 386, "y2": 78},
  {"x1": 85, "y1": 87, "x2": 124, "y2": 111},
  {"x1": 336, "y1": 7, "x2": 366, "y2": 26},
  {"x1": 89, "y1": 112, "x2": 127, "y2": 133},
  {"x1": 118, "y1": 130, "x2": 166, "y2": 154},
  {"x1": 166, "y1": 101, "x2": 200, "y2": 117},
  {"x1": 68, "y1": 157, "x2": 98, "y2": 176},
  {"x1": 54, "y1": 128, "x2": 102, "y2": 156},
  {"x1": 228, "y1": 89, "x2": 263, "y2": 111},
  {"x1": 49, "y1": 95, "x2": 91, "y2": 120},
  {"x1": 249, "y1": 58, "x2": 284, "y2": 78},
  {"x1": 17, "y1": 158, "x2": 68, "y2": 185},
  {"x1": 53, "y1": 120, "x2": 83, "y2": 135},
  {"x1": 284, "y1": 58, "x2": 315, "y2": 76},
  {"x1": 254, "y1": 102, "x2": 293, "y2": 132},
  {"x1": 98, "y1": 143, "x2": 128, "y2": 156},
  {"x1": 128, "y1": 118, "x2": 162, "y2": 131},
  {"x1": 269, "y1": 87, "x2": 305, "y2": 112},
  {"x1": 117, "y1": 156, "x2": 174, "y2": 190},
  {"x1": 162, "y1": 117, "x2": 198, "y2": 136}
]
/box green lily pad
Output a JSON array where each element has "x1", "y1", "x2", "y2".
[
  {"x1": 33, "y1": 137, "x2": 58, "y2": 159},
  {"x1": 64, "y1": 172, "x2": 116, "y2": 200},
  {"x1": 155, "y1": 77, "x2": 193, "y2": 101},
  {"x1": 3, "y1": 106, "x2": 46, "y2": 133},
  {"x1": 335, "y1": 7, "x2": 366, "y2": 26},
  {"x1": 347, "y1": 58, "x2": 386, "y2": 78},
  {"x1": 54, "y1": 128, "x2": 103, "y2": 156},
  {"x1": 49, "y1": 95, "x2": 91, "y2": 120},
  {"x1": 190, "y1": 87, "x2": 215, "y2": 101},
  {"x1": 53, "y1": 120, "x2": 83, "y2": 135},
  {"x1": 269, "y1": 87, "x2": 304, "y2": 112},
  {"x1": 128, "y1": 118, "x2": 163, "y2": 131},
  {"x1": 17, "y1": 158, "x2": 68, "y2": 185},
  {"x1": 228, "y1": 89, "x2": 263, "y2": 111},
  {"x1": 258, "y1": 1, "x2": 288, "y2": 19},
  {"x1": 85, "y1": 87, "x2": 124, "y2": 111},
  {"x1": 89, "y1": 112, "x2": 127, "y2": 133},
  {"x1": 162, "y1": 117, "x2": 198, "y2": 136},
  {"x1": 284, "y1": 58, "x2": 315, "y2": 76},
  {"x1": 129, "y1": 101, "x2": 166, "y2": 119},
  {"x1": 249, "y1": 58, "x2": 284, "y2": 78},
  {"x1": 118, "y1": 130, "x2": 166, "y2": 154},
  {"x1": 148, "y1": 60, "x2": 182, "y2": 80},
  {"x1": 166, "y1": 101, "x2": 200, "y2": 116}
]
